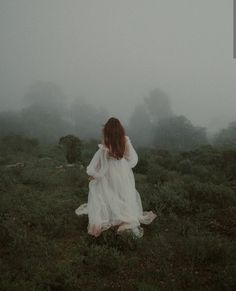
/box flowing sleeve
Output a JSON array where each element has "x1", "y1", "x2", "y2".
[
  {"x1": 86, "y1": 144, "x2": 109, "y2": 179},
  {"x1": 124, "y1": 136, "x2": 138, "y2": 168}
]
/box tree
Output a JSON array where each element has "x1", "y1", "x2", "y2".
[
  {"x1": 59, "y1": 134, "x2": 82, "y2": 164},
  {"x1": 20, "y1": 104, "x2": 72, "y2": 143},
  {"x1": 213, "y1": 121, "x2": 236, "y2": 148},
  {"x1": 127, "y1": 88, "x2": 174, "y2": 148},
  {"x1": 0, "y1": 111, "x2": 25, "y2": 137},
  {"x1": 127, "y1": 104, "x2": 154, "y2": 148},
  {"x1": 19, "y1": 81, "x2": 73, "y2": 143},
  {"x1": 70, "y1": 98, "x2": 109, "y2": 140},
  {"x1": 153, "y1": 115, "x2": 208, "y2": 151},
  {"x1": 144, "y1": 88, "x2": 173, "y2": 124}
]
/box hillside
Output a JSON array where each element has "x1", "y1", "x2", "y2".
[{"x1": 0, "y1": 136, "x2": 236, "y2": 291}]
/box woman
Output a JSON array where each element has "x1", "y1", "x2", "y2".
[{"x1": 75, "y1": 117, "x2": 157, "y2": 238}]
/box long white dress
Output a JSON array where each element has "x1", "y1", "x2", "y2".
[{"x1": 75, "y1": 135, "x2": 157, "y2": 238}]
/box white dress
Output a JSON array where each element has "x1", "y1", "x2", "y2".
[{"x1": 75, "y1": 135, "x2": 157, "y2": 238}]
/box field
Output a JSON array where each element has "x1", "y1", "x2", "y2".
[{"x1": 0, "y1": 136, "x2": 236, "y2": 291}]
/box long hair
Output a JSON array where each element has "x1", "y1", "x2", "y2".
[{"x1": 102, "y1": 117, "x2": 126, "y2": 160}]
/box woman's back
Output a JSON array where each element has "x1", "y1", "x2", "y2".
[{"x1": 99, "y1": 135, "x2": 138, "y2": 168}]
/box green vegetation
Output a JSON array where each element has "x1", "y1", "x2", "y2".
[{"x1": 0, "y1": 136, "x2": 236, "y2": 290}]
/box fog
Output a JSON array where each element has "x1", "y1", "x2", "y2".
[{"x1": 0, "y1": 0, "x2": 236, "y2": 144}]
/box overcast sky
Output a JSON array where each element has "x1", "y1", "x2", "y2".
[{"x1": 0, "y1": 0, "x2": 235, "y2": 131}]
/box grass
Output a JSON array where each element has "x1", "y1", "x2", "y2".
[{"x1": 0, "y1": 137, "x2": 236, "y2": 290}]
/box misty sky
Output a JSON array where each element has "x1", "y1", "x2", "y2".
[{"x1": 0, "y1": 0, "x2": 235, "y2": 132}]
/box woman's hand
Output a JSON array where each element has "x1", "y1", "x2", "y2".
[{"x1": 88, "y1": 175, "x2": 95, "y2": 181}]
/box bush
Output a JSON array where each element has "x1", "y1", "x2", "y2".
[
  {"x1": 134, "y1": 158, "x2": 149, "y2": 174},
  {"x1": 147, "y1": 164, "x2": 180, "y2": 185},
  {"x1": 180, "y1": 145, "x2": 222, "y2": 168},
  {"x1": 146, "y1": 181, "x2": 191, "y2": 215},
  {"x1": 177, "y1": 159, "x2": 193, "y2": 174},
  {"x1": 158, "y1": 183, "x2": 191, "y2": 215},
  {"x1": 1, "y1": 136, "x2": 236, "y2": 291},
  {"x1": 183, "y1": 180, "x2": 236, "y2": 208},
  {"x1": 78, "y1": 243, "x2": 126, "y2": 276},
  {"x1": 182, "y1": 233, "x2": 234, "y2": 265},
  {"x1": 0, "y1": 135, "x2": 39, "y2": 154},
  {"x1": 149, "y1": 149, "x2": 177, "y2": 171}
]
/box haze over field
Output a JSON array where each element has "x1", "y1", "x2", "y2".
[
  {"x1": 1, "y1": 3, "x2": 236, "y2": 289},
  {"x1": 0, "y1": 0, "x2": 235, "y2": 139}
]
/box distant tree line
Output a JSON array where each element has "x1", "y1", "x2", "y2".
[
  {"x1": 0, "y1": 81, "x2": 236, "y2": 151},
  {"x1": 127, "y1": 88, "x2": 207, "y2": 151},
  {"x1": 0, "y1": 81, "x2": 108, "y2": 143}
]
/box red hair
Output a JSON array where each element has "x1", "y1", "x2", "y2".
[{"x1": 102, "y1": 117, "x2": 126, "y2": 160}]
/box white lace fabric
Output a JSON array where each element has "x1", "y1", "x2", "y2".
[{"x1": 75, "y1": 135, "x2": 157, "y2": 238}]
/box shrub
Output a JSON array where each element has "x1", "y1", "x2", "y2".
[
  {"x1": 158, "y1": 183, "x2": 191, "y2": 215},
  {"x1": 147, "y1": 164, "x2": 180, "y2": 185},
  {"x1": 177, "y1": 159, "x2": 193, "y2": 174},
  {"x1": 182, "y1": 233, "x2": 234, "y2": 265},
  {"x1": 0, "y1": 135, "x2": 39, "y2": 154},
  {"x1": 134, "y1": 158, "x2": 149, "y2": 174},
  {"x1": 147, "y1": 181, "x2": 191, "y2": 215},
  {"x1": 180, "y1": 145, "x2": 222, "y2": 168},
  {"x1": 183, "y1": 180, "x2": 236, "y2": 208},
  {"x1": 80, "y1": 244, "x2": 126, "y2": 276}
]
